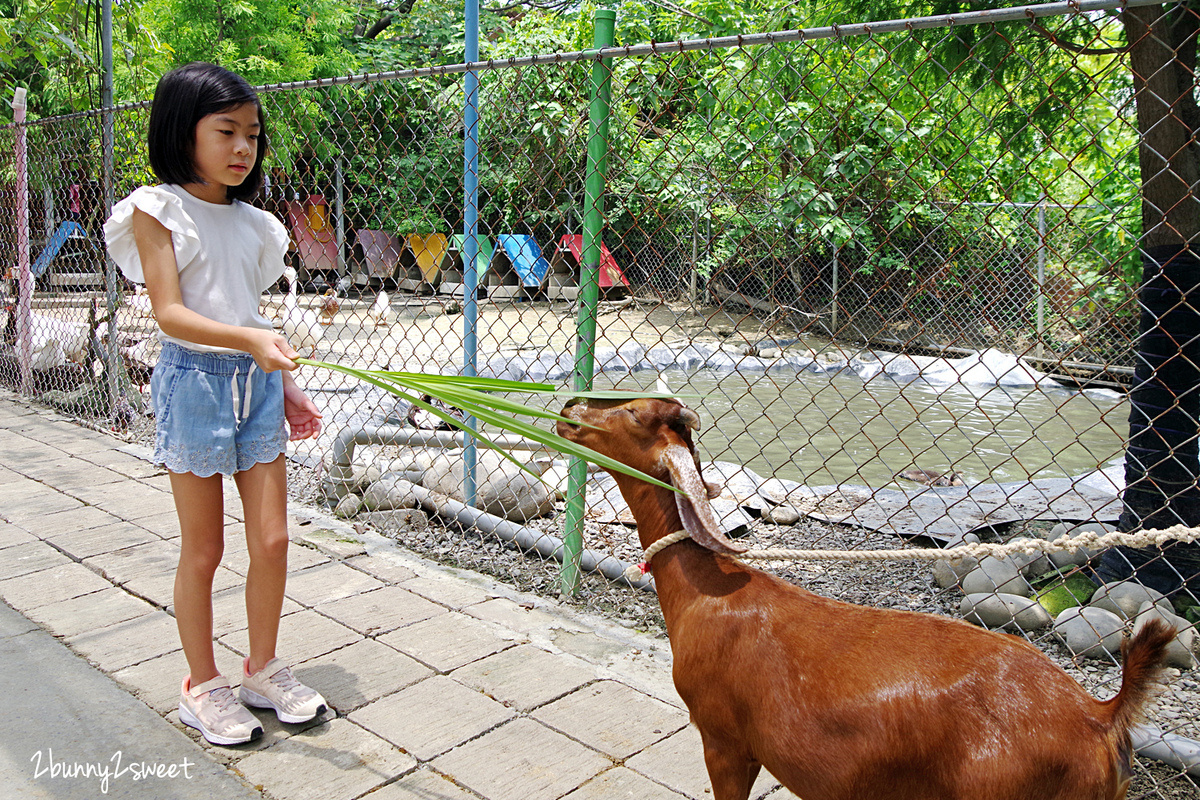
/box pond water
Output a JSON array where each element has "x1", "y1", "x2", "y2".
[{"x1": 589, "y1": 367, "x2": 1129, "y2": 488}]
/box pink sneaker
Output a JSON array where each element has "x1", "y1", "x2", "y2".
[
  {"x1": 239, "y1": 657, "x2": 327, "y2": 724},
  {"x1": 178, "y1": 675, "x2": 263, "y2": 746}
]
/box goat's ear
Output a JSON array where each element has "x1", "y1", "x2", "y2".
[{"x1": 661, "y1": 444, "x2": 747, "y2": 555}]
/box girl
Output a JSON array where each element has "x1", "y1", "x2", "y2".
[{"x1": 104, "y1": 62, "x2": 327, "y2": 746}]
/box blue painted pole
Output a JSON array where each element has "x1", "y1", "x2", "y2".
[{"x1": 462, "y1": 0, "x2": 480, "y2": 506}]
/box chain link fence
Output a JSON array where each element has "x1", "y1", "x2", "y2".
[{"x1": 4, "y1": 2, "x2": 1200, "y2": 793}]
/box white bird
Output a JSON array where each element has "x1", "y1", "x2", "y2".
[
  {"x1": 127, "y1": 285, "x2": 154, "y2": 317},
  {"x1": 3, "y1": 305, "x2": 90, "y2": 367},
  {"x1": 368, "y1": 290, "x2": 393, "y2": 327},
  {"x1": 280, "y1": 266, "x2": 324, "y2": 356}
]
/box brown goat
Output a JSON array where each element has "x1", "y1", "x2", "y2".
[{"x1": 557, "y1": 396, "x2": 1174, "y2": 800}]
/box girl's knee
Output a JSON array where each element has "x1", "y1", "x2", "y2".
[
  {"x1": 178, "y1": 542, "x2": 224, "y2": 578},
  {"x1": 248, "y1": 526, "x2": 289, "y2": 566}
]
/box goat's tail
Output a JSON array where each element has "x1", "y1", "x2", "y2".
[{"x1": 1106, "y1": 618, "x2": 1174, "y2": 736}]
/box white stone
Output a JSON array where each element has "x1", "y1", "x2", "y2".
[
  {"x1": 932, "y1": 556, "x2": 977, "y2": 589},
  {"x1": 1089, "y1": 581, "x2": 1170, "y2": 621},
  {"x1": 1134, "y1": 601, "x2": 1198, "y2": 670},
  {"x1": 362, "y1": 473, "x2": 422, "y2": 512},
  {"x1": 422, "y1": 451, "x2": 555, "y2": 522},
  {"x1": 334, "y1": 493, "x2": 363, "y2": 519},
  {"x1": 961, "y1": 556, "x2": 1032, "y2": 597},
  {"x1": 1053, "y1": 606, "x2": 1126, "y2": 659},
  {"x1": 960, "y1": 593, "x2": 1052, "y2": 632},
  {"x1": 1047, "y1": 522, "x2": 1110, "y2": 568},
  {"x1": 761, "y1": 505, "x2": 801, "y2": 526}
]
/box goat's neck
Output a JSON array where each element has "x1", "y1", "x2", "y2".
[{"x1": 615, "y1": 478, "x2": 756, "y2": 625}]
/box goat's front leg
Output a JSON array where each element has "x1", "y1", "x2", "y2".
[{"x1": 700, "y1": 734, "x2": 761, "y2": 800}]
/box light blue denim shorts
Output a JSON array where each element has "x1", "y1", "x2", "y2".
[{"x1": 151, "y1": 342, "x2": 287, "y2": 477}]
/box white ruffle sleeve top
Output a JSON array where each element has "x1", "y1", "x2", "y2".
[{"x1": 104, "y1": 184, "x2": 290, "y2": 353}]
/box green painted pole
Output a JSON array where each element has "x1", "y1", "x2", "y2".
[{"x1": 560, "y1": 8, "x2": 616, "y2": 596}]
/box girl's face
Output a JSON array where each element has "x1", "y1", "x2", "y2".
[{"x1": 184, "y1": 102, "x2": 260, "y2": 203}]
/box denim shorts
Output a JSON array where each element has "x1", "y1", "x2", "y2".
[{"x1": 151, "y1": 342, "x2": 287, "y2": 477}]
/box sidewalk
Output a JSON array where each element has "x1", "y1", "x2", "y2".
[{"x1": 0, "y1": 389, "x2": 793, "y2": 800}]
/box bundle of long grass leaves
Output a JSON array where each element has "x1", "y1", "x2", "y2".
[{"x1": 296, "y1": 358, "x2": 676, "y2": 491}]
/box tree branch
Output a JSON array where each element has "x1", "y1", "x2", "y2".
[{"x1": 1028, "y1": 20, "x2": 1127, "y2": 56}]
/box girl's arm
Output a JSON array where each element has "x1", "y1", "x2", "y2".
[{"x1": 132, "y1": 207, "x2": 297, "y2": 373}]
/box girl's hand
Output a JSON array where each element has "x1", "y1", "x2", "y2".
[
  {"x1": 282, "y1": 373, "x2": 322, "y2": 440},
  {"x1": 245, "y1": 328, "x2": 300, "y2": 373}
]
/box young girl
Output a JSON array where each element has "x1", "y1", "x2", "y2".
[{"x1": 104, "y1": 62, "x2": 327, "y2": 746}]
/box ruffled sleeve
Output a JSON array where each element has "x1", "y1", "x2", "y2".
[
  {"x1": 257, "y1": 210, "x2": 291, "y2": 293},
  {"x1": 103, "y1": 186, "x2": 202, "y2": 284}
]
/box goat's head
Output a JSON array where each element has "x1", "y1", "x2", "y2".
[{"x1": 558, "y1": 397, "x2": 746, "y2": 556}]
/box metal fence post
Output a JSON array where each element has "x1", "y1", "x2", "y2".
[
  {"x1": 11, "y1": 87, "x2": 31, "y2": 396},
  {"x1": 462, "y1": 0, "x2": 481, "y2": 508},
  {"x1": 561, "y1": 8, "x2": 617, "y2": 596}
]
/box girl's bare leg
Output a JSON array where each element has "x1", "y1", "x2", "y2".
[
  {"x1": 170, "y1": 470, "x2": 226, "y2": 686},
  {"x1": 234, "y1": 455, "x2": 290, "y2": 674}
]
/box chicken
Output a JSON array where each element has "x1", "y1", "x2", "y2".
[
  {"x1": 280, "y1": 266, "x2": 324, "y2": 356},
  {"x1": 319, "y1": 288, "x2": 339, "y2": 325},
  {"x1": 127, "y1": 285, "x2": 154, "y2": 317},
  {"x1": 368, "y1": 290, "x2": 393, "y2": 327}
]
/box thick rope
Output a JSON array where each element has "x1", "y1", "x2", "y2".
[{"x1": 623, "y1": 524, "x2": 1200, "y2": 583}]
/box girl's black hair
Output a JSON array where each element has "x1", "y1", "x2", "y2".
[{"x1": 147, "y1": 62, "x2": 268, "y2": 202}]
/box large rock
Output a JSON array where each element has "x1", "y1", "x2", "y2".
[
  {"x1": 1089, "y1": 581, "x2": 1171, "y2": 621},
  {"x1": 960, "y1": 593, "x2": 1052, "y2": 632},
  {"x1": 1134, "y1": 601, "x2": 1197, "y2": 670},
  {"x1": 1046, "y1": 522, "x2": 1109, "y2": 568},
  {"x1": 362, "y1": 473, "x2": 422, "y2": 512},
  {"x1": 1053, "y1": 606, "x2": 1126, "y2": 659},
  {"x1": 961, "y1": 556, "x2": 1033, "y2": 597},
  {"x1": 421, "y1": 450, "x2": 555, "y2": 521}
]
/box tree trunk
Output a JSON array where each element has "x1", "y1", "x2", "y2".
[{"x1": 1101, "y1": 4, "x2": 1200, "y2": 593}]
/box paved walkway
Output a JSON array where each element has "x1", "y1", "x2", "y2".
[{"x1": 0, "y1": 389, "x2": 793, "y2": 800}]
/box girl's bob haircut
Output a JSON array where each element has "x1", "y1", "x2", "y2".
[{"x1": 148, "y1": 62, "x2": 267, "y2": 202}]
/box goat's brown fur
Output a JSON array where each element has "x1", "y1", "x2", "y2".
[{"x1": 558, "y1": 396, "x2": 1175, "y2": 800}]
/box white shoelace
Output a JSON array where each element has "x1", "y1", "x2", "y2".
[{"x1": 270, "y1": 666, "x2": 301, "y2": 692}]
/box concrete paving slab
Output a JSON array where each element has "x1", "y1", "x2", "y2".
[
  {"x1": 25, "y1": 586, "x2": 158, "y2": 639},
  {"x1": 76, "y1": 483, "x2": 175, "y2": 520},
  {"x1": 47, "y1": 521, "x2": 163, "y2": 560},
  {"x1": 84, "y1": 539, "x2": 181, "y2": 584},
  {"x1": 0, "y1": 561, "x2": 113, "y2": 610},
  {"x1": 67, "y1": 609, "x2": 182, "y2": 672},
  {"x1": 234, "y1": 718, "x2": 414, "y2": 800},
  {"x1": 0, "y1": 541, "x2": 76, "y2": 581},
  {"x1": 218, "y1": 608, "x2": 360, "y2": 663},
  {"x1": 2, "y1": 492, "x2": 88, "y2": 526},
  {"x1": 350, "y1": 674, "x2": 516, "y2": 760},
  {"x1": 294, "y1": 638, "x2": 432, "y2": 713},
  {"x1": 317, "y1": 584, "x2": 447, "y2": 636},
  {"x1": 451, "y1": 643, "x2": 598, "y2": 712},
  {"x1": 563, "y1": 766, "x2": 690, "y2": 799},
  {"x1": 532, "y1": 680, "x2": 690, "y2": 759},
  {"x1": 0, "y1": 521, "x2": 39, "y2": 549},
  {"x1": 0, "y1": 600, "x2": 261, "y2": 800},
  {"x1": 464, "y1": 596, "x2": 592, "y2": 637},
  {"x1": 131, "y1": 510, "x2": 181, "y2": 538},
  {"x1": 36, "y1": 503, "x2": 126, "y2": 532},
  {"x1": 399, "y1": 573, "x2": 494, "y2": 610},
  {"x1": 343, "y1": 552, "x2": 418, "y2": 584},
  {"x1": 377, "y1": 611, "x2": 520, "y2": 671},
  {"x1": 283, "y1": 560, "x2": 386, "y2": 607},
  {"x1": 430, "y1": 717, "x2": 612, "y2": 800},
  {"x1": 368, "y1": 767, "x2": 479, "y2": 800}
]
